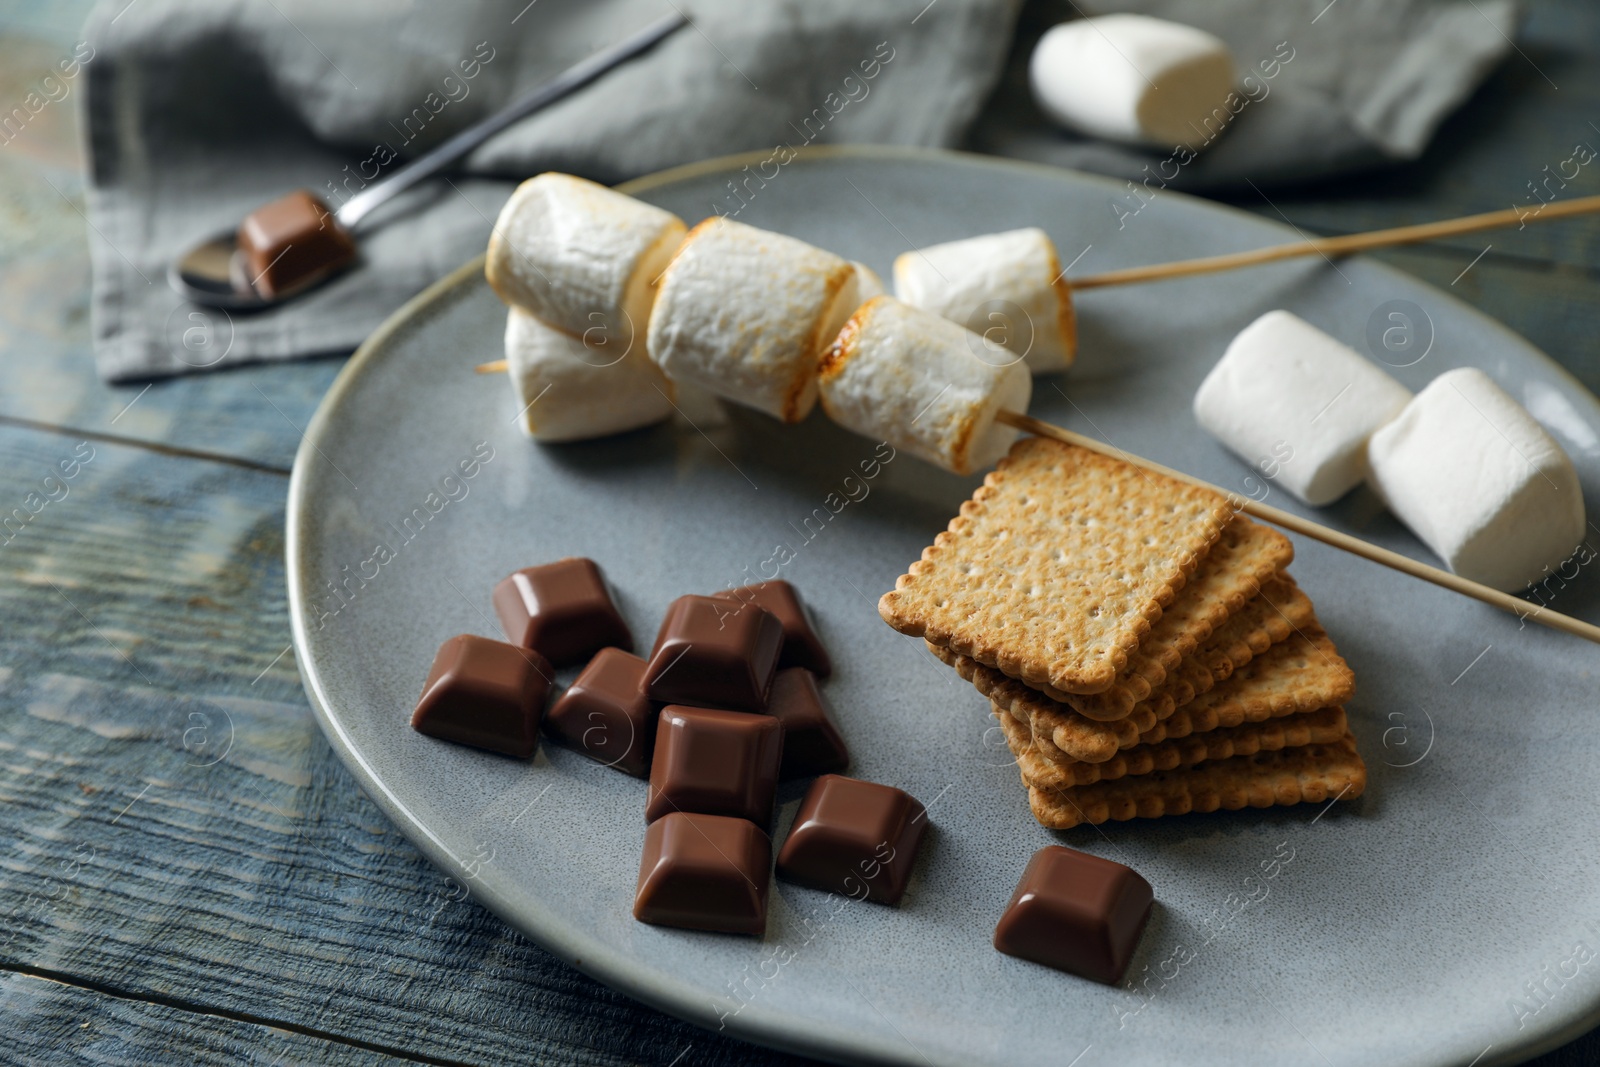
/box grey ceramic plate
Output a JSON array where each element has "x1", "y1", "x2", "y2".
[{"x1": 287, "y1": 147, "x2": 1600, "y2": 1067}]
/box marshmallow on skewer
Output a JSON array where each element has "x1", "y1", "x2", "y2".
[
  {"x1": 1366, "y1": 368, "x2": 1586, "y2": 592},
  {"x1": 819, "y1": 296, "x2": 1032, "y2": 476},
  {"x1": 487, "y1": 172, "x2": 685, "y2": 348},
  {"x1": 894, "y1": 228, "x2": 1076, "y2": 376},
  {"x1": 504, "y1": 306, "x2": 675, "y2": 442},
  {"x1": 1194, "y1": 310, "x2": 1412, "y2": 506},
  {"x1": 851, "y1": 261, "x2": 886, "y2": 302},
  {"x1": 1030, "y1": 15, "x2": 1236, "y2": 149},
  {"x1": 647, "y1": 217, "x2": 859, "y2": 423}
]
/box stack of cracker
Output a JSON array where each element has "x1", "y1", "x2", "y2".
[{"x1": 879, "y1": 437, "x2": 1367, "y2": 829}]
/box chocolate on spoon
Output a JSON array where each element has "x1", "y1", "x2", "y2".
[{"x1": 166, "y1": 12, "x2": 686, "y2": 311}]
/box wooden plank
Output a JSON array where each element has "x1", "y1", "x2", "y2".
[
  {"x1": 0, "y1": 426, "x2": 806, "y2": 1066},
  {"x1": 0, "y1": 970, "x2": 412, "y2": 1066},
  {"x1": 0, "y1": 0, "x2": 97, "y2": 41},
  {"x1": 0, "y1": 4, "x2": 1596, "y2": 1063}
]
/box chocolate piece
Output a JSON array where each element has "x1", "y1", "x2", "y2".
[
  {"x1": 493, "y1": 557, "x2": 632, "y2": 666},
  {"x1": 411, "y1": 634, "x2": 552, "y2": 759},
  {"x1": 544, "y1": 648, "x2": 657, "y2": 776},
  {"x1": 235, "y1": 189, "x2": 356, "y2": 298},
  {"x1": 646, "y1": 705, "x2": 783, "y2": 825},
  {"x1": 765, "y1": 668, "x2": 849, "y2": 778},
  {"x1": 634, "y1": 812, "x2": 771, "y2": 934},
  {"x1": 775, "y1": 775, "x2": 927, "y2": 904},
  {"x1": 715, "y1": 580, "x2": 832, "y2": 676},
  {"x1": 645, "y1": 595, "x2": 784, "y2": 712},
  {"x1": 993, "y1": 845, "x2": 1154, "y2": 984}
]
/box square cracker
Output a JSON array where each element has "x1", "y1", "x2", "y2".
[
  {"x1": 931, "y1": 639, "x2": 1145, "y2": 762},
  {"x1": 968, "y1": 575, "x2": 1311, "y2": 764},
  {"x1": 1140, "y1": 627, "x2": 1355, "y2": 745},
  {"x1": 880, "y1": 437, "x2": 1234, "y2": 695},
  {"x1": 1049, "y1": 516, "x2": 1293, "y2": 718},
  {"x1": 995, "y1": 702, "x2": 1349, "y2": 789},
  {"x1": 951, "y1": 516, "x2": 1291, "y2": 713},
  {"x1": 1024, "y1": 734, "x2": 1367, "y2": 829}
]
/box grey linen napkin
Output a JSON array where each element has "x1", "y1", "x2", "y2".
[
  {"x1": 972, "y1": 0, "x2": 1518, "y2": 190},
  {"x1": 81, "y1": 0, "x2": 1022, "y2": 381}
]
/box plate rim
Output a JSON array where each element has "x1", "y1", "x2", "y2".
[{"x1": 285, "y1": 143, "x2": 1600, "y2": 1067}]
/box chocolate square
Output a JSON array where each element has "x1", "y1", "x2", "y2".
[
  {"x1": 715, "y1": 580, "x2": 832, "y2": 676},
  {"x1": 410, "y1": 634, "x2": 552, "y2": 759},
  {"x1": 645, "y1": 705, "x2": 783, "y2": 825},
  {"x1": 236, "y1": 189, "x2": 356, "y2": 298},
  {"x1": 544, "y1": 647, "x2": 657, "y2": 777},
  {"x1": 634, "y1": 811, "x2": 771, "y2": 935},
  {"x1": 644, "y1": 594, "x2": 784, "y2": 712},
  {"x1": 765, "y1": 668, "x2": 848, "y2": 779},
  {"x1": 775, "y1": 775, "x2": 926, "y2": 905},
  {"x1": 993, "y1": 845, "x2": 1154, "y2": 984},
  {"x1": 493, "y1": 557, "x2": 632, "y2": 667}
]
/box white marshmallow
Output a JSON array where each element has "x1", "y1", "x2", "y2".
[
  {"x1": 893, "y1": 228, "x2": 1076, "y2": 376},
  {"x1": 1366, "y1": 368, "x2": 1586, "y2": 592},
  {"x1": 1194, "y1": 310, "x2": 1412, "y2": 506},
  {"x1": 1029, "y1": 15, "x2": 1236, "y2": 149},
  {"x1": 504, "y1": 307, "x2": 674, "y2": 442},
  {"x1": 487, "y1": 173, "x2": 685, "y2": 349},
  {"x1": 818, "y1": 296, "x2": 1032, "y2": 476},
  {"x1": 647, "y1": 217, "x2": 858, "y2": 423},
  {"x1": 851, "y1": 261, "x2": 885, "y2": 302}
]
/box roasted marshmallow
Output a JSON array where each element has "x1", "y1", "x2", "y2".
[
  {"x1": 647, "y1": 217, "x2": 859, "y2": 422},
  {"x1": 1194, "y1": 310, "x2": 1412, "y2": 505},
  {"x1": 1366, "y1": 368, "x2": 1586, "y2": 592},
  {"x1": 894, "y1": 228, "x2": 1075, "y2": 375},
  {"x1": 819, "y1": 296, "x2": 1032, "y2": 476},
  {"x1": 1029, "y1": 15, "x2": 1236, "y2": 148},
  {"x1": 487, "y1": 172, "x2": 685, "y2": 350},
  {"x1": 504, "y1": 307, "x2": 674, "y2": 442},
  {"x1": 851, "y1": 261, "x2": 886, "y2": 303}
]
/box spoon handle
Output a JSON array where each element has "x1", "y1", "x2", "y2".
[{"x1": 333, "y1": 11, "x2": 688, "y2": 229}]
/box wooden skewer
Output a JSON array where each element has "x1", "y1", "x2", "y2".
[
  {"x1": 1070, "y1": 193, "x2": 1600, "y2": 290},
  {"x1": 473, "y1": 196, "x2": 1600, "y2": 375},
  {"x1": 471, "y1": 363, "x2": 1593, "y2": 639},
  {"x1": 469, "y1": 192, "x2": 1600, "y2": 644},
  {"x1": 996, "y1": 409, "x2": 1600, "y2": 646}
]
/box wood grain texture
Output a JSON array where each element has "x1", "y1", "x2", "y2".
[
  {"x1": 0, "y1": 428, "x2": 807, "y2": 1065},
  {"x1": 0, "y1": 0, "x2": 1598, "y2": 1063},
  {"x1": 0, "y1": 970, "x2": 411, "y2": 1066}
]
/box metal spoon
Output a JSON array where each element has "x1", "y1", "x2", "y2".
[{"x1": 168, "y1": 11, "x2": 688, "y2": 311}]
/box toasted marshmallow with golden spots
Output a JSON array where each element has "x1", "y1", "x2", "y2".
[
  {"x1": 894, "y1": 228, "x2": 1076, "y2": 375},
  {"x1": 851, "y1": 261, "x2": 886, "y2": 303},
  {"x1": 819, "y1": 296, "x2": 1032, "y2": 475},
  {"x1": 504, "y1": 307, "x2": 674, "y2": 443},
  {"x1": 647, "y1": 217, "x2": 860, "y2": 423},
  {"x1": 487, "y1": 172, "x2": 685, "y2": 351}
]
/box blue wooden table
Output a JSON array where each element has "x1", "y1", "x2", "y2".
[{"x1": 3, "y1": 1, "x2": 1599, "y2": 1063}]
